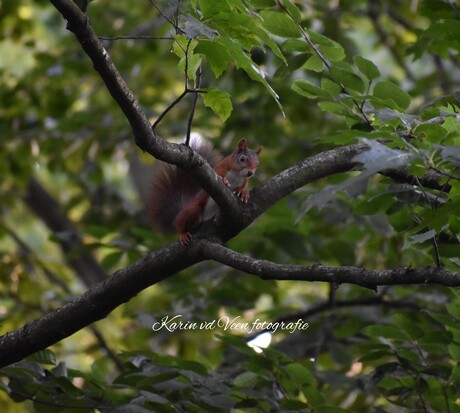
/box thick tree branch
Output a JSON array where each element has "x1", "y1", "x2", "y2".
[
  {"x1": 251, "y1": 144, "x2": 368, "y2": 217},
  {"x1": 48, "y1": 0, "x2": 239, "y2": 217},
  {"x1": 382, "y1": 167, "x2": 453, "y2": 193},
  {"x1": 0, "y1": 243, "x2": 201, "y2": 368},
  {"x1": 1, "y1": 221, "x2": 124, "y2": 372},
  {"x1": 203, "y1": 143, "x2": 370, "y2": 242},
  {"x1": 200, "y1": 241, "x2": 460, "y2": 288}
]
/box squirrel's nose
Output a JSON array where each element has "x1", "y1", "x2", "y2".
[{"x1": 247, "y1": 170, "x2": 254, "y2": 177}]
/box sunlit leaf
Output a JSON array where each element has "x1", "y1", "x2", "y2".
[
  {"x1": 202, "y1": 88, "x2": 233, "y2": 121},
  {"x1": 259, "y1": 10, "x2": 301, "y2": 38}
]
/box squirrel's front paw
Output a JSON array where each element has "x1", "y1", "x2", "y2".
[
  {"x1": 221, "y1": 176, "x2": 231, "y2": 187},
  {"x1": 179, "y1": 232, "x2": 192, "y2": 246},
  {"x1": 235, "y1": 189, "x2": 250, "y2": 203}
]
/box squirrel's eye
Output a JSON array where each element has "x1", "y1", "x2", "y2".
[{"x1": 239, "y1": 155, "x2": 246, "y2": 162}]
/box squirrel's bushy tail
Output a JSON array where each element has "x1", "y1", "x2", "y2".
[{"x1": 149, "y1": 138, "x2": 222, "y2": 233}]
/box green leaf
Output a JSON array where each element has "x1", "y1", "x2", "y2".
[
  {"x1": 354, "y1": 56, "x2": 381, "y2": 80},
  {"x1": 321, "y1": 42, "x2": 346, "y2": 62},
  {"x1": 447, "y1": 300, "x2": 460, "y2": 320},
  {"x1": 303, "y1": 54, "x2": 325, "y2": 72},
  {"x1": 418, "y1": 19, "x2": 460, "y2": 55},
  {"x1": 452, "y1": 363, "x2": 460, "y2": 383},
  {"x1": 392, "y1": 313, "x2": 424, "y2": 340},
  {"x1": 233, "y1": 371, "x2": 261, "y2": 387},
  {"x1": 281, "y1": 0, "x2": 302, "y2": 22},
  {"x1": 284, "y1": 362, "x2": 316, "y2": 386},
  {"x1": 291, "y1": 79, "x2": 329, "y2": 99},
  {"x1": 321, "y1": 78, "x2": 342, "y2": 97},
  {"x1": 364, "y1": 325, "x2": 411, "y2": 341},
  {"x1": 275, "y1": 54, "x2": 309, "y2": 77},
  {"x1": 373, "y1": 81, "x2": 411, "y2": 111},
  {"x1": 85, "y1": 225, "x2": 110, "y2": 239},
  {"x1": 302, "y1": 385, "x2": 325, "y2": 407},
  {"x1": 360, "y1": 350, "x2": 392, "y2": 362},
  {"x1": 330, "y1": 67, "x2": 365, "y2": 93},
  {"x1": 219, "y1": 37, "x2": 283, "y2": 112},
  {"x1": 101, "y1": 251, "x2": 124, "y2": 270},
  {"x1": 28, "y1": 350, "x2": 56, "y2": 365},
  {"x1": 173, "y1": 35, "x2": 202, "y2": 80},
  {"x1": 353, "y1": 192, "x2": 395, "y2": 215},
  {"x1": 279, "y1": 399, "x2": 310, "y2": 410},
  {"x1": 410, "y1": 201, "x2": 460, "y2": 234},
  {"x1": 259, "y1": 10, "x2": 301, "y2": 38},
  {"x1": 216, "y1": 334, "x2": 256, "y2": 355},
  {"x1": 196, "y1": 40, "x2": 230, "y2": 77},
  {"x1": 202, "y1": 88, "x2": 233, "y2": 121},
  {"x1": 415, "y1": 123, "x2": 448, "y2": 143},
  {"x1": 307, "y1": 31, "x2": 346, "y2": 62},
  {"x1": 448, "y1": 343, "x2": 460, "y2": 361},
  {"x1": 318, "y1": 101, "x2": 353, "y2": 117},
  {"x1": 199, "y1": 0, "x2": 231, "y2": 17},
  {"x1": 282, "y1": 39, "x2": 309, "y2": 52}
]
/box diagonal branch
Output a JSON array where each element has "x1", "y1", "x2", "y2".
[
  {"x1": 179, "y1": 143, "x2": 370, "y2": 243},
  {"x1": 48, "y1": 0, "x2": 239, "y2": 216},
  {"x1": 0, "y1": 243, "x2": 202, "y2": 368},
  {"x1": 250, "y1": 143, "x2": 369, "y2": 217},
  {"x1": 199, "y1": 241, "x2": 460, "y2": 288}
]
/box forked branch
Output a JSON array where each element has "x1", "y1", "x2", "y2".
[{"x1": 48, "y1": 0, "x2": 239, "y2": 216}]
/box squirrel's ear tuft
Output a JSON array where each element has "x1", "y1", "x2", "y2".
[
  {"x1": 256, "y1": 146, "x2": 262, "y2": 155},
  {"x1": 237, "y1": 138, "x2": 248, "y2": 152}
]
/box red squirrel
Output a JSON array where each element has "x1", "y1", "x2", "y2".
[{"x1": 150, "y1": 138, "x2": 261, "y2": 245}]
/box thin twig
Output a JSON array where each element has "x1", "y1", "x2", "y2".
[
  {"x1": 184, "y1": 38, "x2": 193, "y2": 89},
  {"x1": 147, "y1": 0, "x2": 184, "y2": 34},
  {"x1": 429, "y1": 166, "x2": 460, "y2": 182},
  {"x1": 414, "y1": 177, "x2": 442, "y2": 268},
  {"x1": 279, "y1": 1, "x2": 372, "y2": 127},
  {"x1": 185, "y1": 68, "x2": 202, "y2": 146},
  {"x1": 415, "y1": 166, "x2": 458, "y2": 268},
  {"x1": 152, "y1": 38, "x2": 206, "y2": 134},
  {"x1": 151, "y1": 89, "x2": 188, "y2": 130},
  {"x1": 434, "y1": 167, "x2": 456, "y2": 205}
]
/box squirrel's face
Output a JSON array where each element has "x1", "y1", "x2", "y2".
[
  {"x1": 236, "y1": 152, "x2": 259, "y2": 178},
  {"x1": 227, "y1": 159, "x2": 257, "y2": 188},
  {"x1": 228, "y1": 139, "x2": 261, "y2": 185}
]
